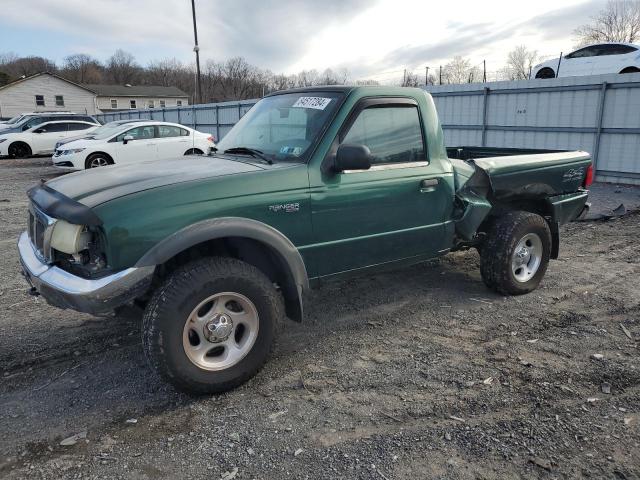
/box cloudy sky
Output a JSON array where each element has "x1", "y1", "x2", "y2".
[{"x1": 0, "y1": 0, "x2": 604, "y2": 82}]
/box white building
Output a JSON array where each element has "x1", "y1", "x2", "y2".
[{"x1": 0, "y1": 72, "x2": 189, "y2": 119}]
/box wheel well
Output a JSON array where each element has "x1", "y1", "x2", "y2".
[
  {"x1": 9, "y1": 141, "x2": 32, "y2": 154},
  {"x1": 85, "y1": 152, "x2": 113, "y2": 167},
  {"x1": 184, "y1": 148, "x2": 204, "y2": 155},
  {"x1": 151, "y1": 236, "x2": 302, "y2": 321},
  {"x1": 535, "y1": 67, "x2": 555, "y2": 79},
  {"x1": 479, "y1": 201, "x2": 559, "y2": 259},
  {"x1": 620, "y1": 66, "x2": 640, "y2": 74}
]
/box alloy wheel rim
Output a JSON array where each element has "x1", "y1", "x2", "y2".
[
  {"x1": 90, "y1": 157, "x2": 108, "y2": 168},
  {"x1": 511, "y1": 233, "x2": 543, "y2": 283},
  {"x1": 182, "y1": 292, "x2": 259, "y2": 371}
]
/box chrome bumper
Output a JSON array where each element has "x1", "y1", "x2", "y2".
[{"x1": 18, "y1": 231, "x2": 154, "y2": 314}]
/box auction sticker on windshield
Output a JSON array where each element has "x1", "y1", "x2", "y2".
[{"x1": 292, "y1": 97, "x2": 332, "y2": 110}]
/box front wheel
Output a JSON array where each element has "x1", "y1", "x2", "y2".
[
  {"x1": 8, "y1": 142, "x2": 32, "y2": 158},
  {"x1": 142, "y1": 257, "x2": 282, "y2": 394},
  {"x1": 480, "y1": 211, "x2": 551, "y2": 295}
]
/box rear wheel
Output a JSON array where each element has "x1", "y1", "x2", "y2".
[
  {"x1": 535, "y1": 67, "x2": 556, "y2": 79},
  {"x1": 8, "y1": 142, "x2": 32, "y2": 158},
  {"x1": 142, "y1": 257, "x2": 282, "y2": 394},
  {"x1": 85, "y1": 153, "x2": 113, "y2": 169},
  {"x1": 480, "y1": 211, "x2": 551, "y2": 295}
]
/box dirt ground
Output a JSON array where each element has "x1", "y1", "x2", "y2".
[{"x1": 0, "y1": 157, "x2": 639, "y2": 480}]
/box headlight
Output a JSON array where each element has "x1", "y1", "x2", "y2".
[
  {"x1": 50, "y1": 220, "x2": 91, "y2": 254},
  {"x1": 61, "y1": 148, "x2": 85, "y2": 155}
]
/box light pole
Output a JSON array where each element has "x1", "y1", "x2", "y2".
[{"x1": 191, "y1": 0, "x2": 202, "y2": 104}]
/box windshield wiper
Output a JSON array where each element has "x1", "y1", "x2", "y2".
[{"x1": 223, "y1": 147, "x2": 273, "y2": 165}]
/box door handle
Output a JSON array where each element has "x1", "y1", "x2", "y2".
[{"x1": 420, "y1": 178, "x2": 439, "y2": 192}]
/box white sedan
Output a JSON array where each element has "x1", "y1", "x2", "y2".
[
  {"x1": 533, "y1": 42, "x2": 640, "y2": 79},
  {"x1": 52, "y1": 121, "x2": 215, "y2": 170},
  {"x1": 0, "y1": 120, "x2": 100, "y2": 158}
]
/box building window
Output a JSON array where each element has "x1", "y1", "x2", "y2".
[
  {"x1": 148, "y1": 100, "x2": 155, "y2": 109},
  {"x1": 35, "y1": 95, "x2": 45, "y2": 106},
  {"x1": 130, "y1": 100, "x2": 137, "y2": 109},
  {"x1": 55, "y1": 95, "x2": 64, "y2": 106},
  {"x1": 176, "y1": 100, "x2": 183, "y2": 106},
  {"x1": 111, "y1": 99, "x2": 118, "y2": 109},
  {"x1": 159, "y1": 100, "x2": 166, "y2": 108}
]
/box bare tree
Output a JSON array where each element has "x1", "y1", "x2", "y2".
[
  {"x1": 61, "y1": 54, "x2": 103, "y2": 83},
  {"x1": 574, "y1": 0, "x2": 640, "y2": 45},
  {"x1": 443, "y1": 56, "x2": 480, "y2": 84},
  {"x1": 401, "y1": 71, "x2": 420, "y2": 87},
  {"x1": 105, "y1": 49, "x2": 140, "y2": 84},
  {"x1": 504, "y1": 45, "x2": 538, "y2": 80},
  {"x1": 0, "y1": 55, "x2": 56, "y2": 78}
]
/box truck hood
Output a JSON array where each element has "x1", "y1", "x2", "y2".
[{"x1": 46, "y1": 155, "x2": 266, "y2": 207}]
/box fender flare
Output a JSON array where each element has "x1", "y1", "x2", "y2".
[{"x1": 134, "y1": 217, "x2": 309, "y2": 320}]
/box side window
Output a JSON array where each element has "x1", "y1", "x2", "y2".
[
  {"x1": 342, "y1": 106, "x2": 426, "y2": 165},
  {"x1": 35, "y1": 95, "x2": 45, "y2": 106},
  {"x1": 38, "y1": 123, "x2": 67, "y2": 133},
  {"x1": 157, "y1": 125, "x2": 182, "y2": 138},
  {"x1": 23, "y1": 117, "x2": 45, "y2": 130},
  {"x1": 68, "y1": 123, "x2": 93, "y2": 131},
  {"x1": 116, "y1": 125, "x2": 155, "y2": 142},
  {"x1": 596, "y1": 44, "x2": 637, "y2": 56},
  {"x1": 55, "y1": 95, "x2": 64, "y2": 106},
  {"x1": 180, "y1": 128, "x2": 190, "y2": 136},
  {"x1": 566, "y1": 47, "x2": 596, "y2": 59}
]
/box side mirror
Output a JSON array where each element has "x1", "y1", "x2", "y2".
[
  {"x1": 123, "y1": 134, "x2": 134, "y2": 144},
  {"x1": 334, "y1": 144, "x2": 372, "y2": 172},
  {"x1": 34, "y1": 128, "x2": 45, "y2": 133}
]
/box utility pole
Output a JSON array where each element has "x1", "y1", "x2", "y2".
[
  {"x1": 402, "y1": 69, "x2": 407, "y2": 86},
  {"x1": 425, "y1": 66, "x2": 429, "y2": 85},
  {"x1": 439, "y1": 65, "x2": 442, "y2": 85},
  {"x1": 191, "y1": 0, "x2": 202, "y2": 104},
  {"x1": 483, "y1": 60, "x2": 486, "y2": 83}
]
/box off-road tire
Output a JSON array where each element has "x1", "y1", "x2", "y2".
[
  {"x1": 480, "y1": 211, "x2": 551, "y2": 295},
  {"x1": 142, "y1": 257, "x2": 282, "y2": 394}
]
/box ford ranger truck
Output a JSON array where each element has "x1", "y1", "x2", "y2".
[{"x1": 18, "y1": 86, "x2": 592, "y2": 393}]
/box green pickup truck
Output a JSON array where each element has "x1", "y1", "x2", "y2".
[{"x1": 19, "y1": 86, "x2": 592, "y2": 393}]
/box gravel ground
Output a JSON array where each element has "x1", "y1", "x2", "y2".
[{"x1": 0, "y1": 157, "x2": 639, "y2": 480}]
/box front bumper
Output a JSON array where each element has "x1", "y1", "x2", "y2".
[{"x1": 18, "y1": 231, "x2": 154, "y2": 314}]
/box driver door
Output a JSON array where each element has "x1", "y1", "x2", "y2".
[
  {"x1": 30, "y1": 122, "x2": 68, "y2": 154},
  {"x1": 111, "y1": 125, "x2": 158, "y2": 164},
  {"x1": 308, "y1": 98, "x2": 450, "y2": 278}
]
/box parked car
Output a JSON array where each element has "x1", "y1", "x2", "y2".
[
  {"x1": 533, "y1": 42, "x2": 640, "y2": 78},
  {"x1": 19, "y1": 86, "x2": 592, "y2": 394},
  {"x1": 0, "y1": 113, "x2": 97, "y2": 133},
  {"x1": 52, "y1": 121, "x2": 215, "y2": 170},
  {"x1": 0, "y1": 120, "x2": 99, "y2": 158},
  {"x1": 53, "y1": 119, "x2": 148, "y2": 151}
]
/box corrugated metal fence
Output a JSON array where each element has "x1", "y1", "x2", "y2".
[
  {"x1": 426, "y1": 73, "x2": 640, "y2": 185},
  {"x1": 97, "y1": 73, "x2": 640, "y2": 185}
]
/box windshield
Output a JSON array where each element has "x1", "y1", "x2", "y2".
[
  {"x1": 5, "y1": 115, "x2": 26, "y2": 125},
  {"x1": 217, "y1": 92, "x2": 344, "y2": 162},
  {"x1": 92, "y1": 123, "x2": 136, "y2": 140}
]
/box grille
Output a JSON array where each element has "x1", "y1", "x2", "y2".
[{"x1": 28, "y1": 205, "x2": 54, "y2": 260}]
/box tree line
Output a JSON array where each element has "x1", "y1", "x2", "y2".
[{"x1": 0, "y1": 0, "x2": 637, "y2": 100}]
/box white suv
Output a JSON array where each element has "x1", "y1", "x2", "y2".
[
  {"x1": 0, "y1": 120, "x2": 100, "y2": 158},
  {"x1": 52, "y1": 121, "x2": 215, "y2": 170}
]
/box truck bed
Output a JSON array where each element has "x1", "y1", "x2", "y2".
[{"x1": 447, "y1": 145, "x2": 591, "y2": 202}]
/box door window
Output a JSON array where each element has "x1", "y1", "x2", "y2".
[
  {"x1": 342, "y1": 106, "x2": 426, "y2": 165},
  {"x1": 37, "y1": 123, "x2": 68, "y2": 133},
  {"x1": 157, "y1": 125, "x2": 189, "y2": 138},
  {"x1": 68, "y1": 123, "x2": 94, "y2": 131},
  {"x1": 115, "y1": 125, "x2": 155, "y2": 141}
]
